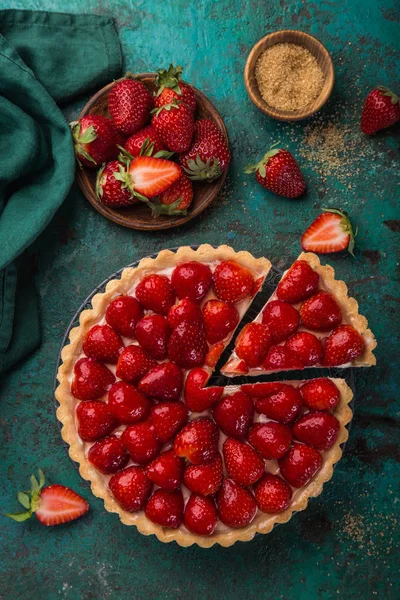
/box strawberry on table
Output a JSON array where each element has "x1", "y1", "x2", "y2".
[
  {"x1": 179, "y1": 118, "x2": 231, "y2": 182},
  {"x1": 109, "y1": 466, "x2": 153, "y2": 512},
  {"x1": 145, "y1": 449, "x2": 184, "y2": 491},
  {"x1": 116, "y1": 345, "x2": 156, "y2": 384},
  {"x1": 322, "y1": 324, "x2": 365, "y2": 366},
  {"x1": 71, "y1": 357, "x2": 115, "y2": 400},
  {"x1": 261, "y1": 300, "x2": 300, "y2": 343},
  {"x1": 152, "y1": 100, "x2": 195, "y2": 153},
  {"x1": 174, "y1": 418, "x2": 219, "y2": 464},
  {"x1": 276, "y1": 260, "x2": 319, "y2": 304},
  {"x1": 70, "y1": 115, "x2": 121, "y2": 168},
  {"x1": 6, "y1": 469, "x2": 89, "y2": 526},
  {"x1": 135, "y1": 314, "x2": 170, "y2": 360},
  {"x1": 145, "y1": 489, "x2": 184, "y2": 529},
  {"x1": 301, "y1": 208, "x2": 357, "y2": 256},
  {"x1": 254, "y1": 473, "x2": 292, "y2": 514},
  {"x1": 184, "y1": 454, "x2": 223, "y2": 496},
  {"x1": 150, "y1": 401, "x2": 188, "y2": 443},
  {"x1": 139, "y1": 361, "x2": 183, "y2": 401},
  {"x1": 184, "y1": 494, "x2": 217, "y2": 536},
  {"x1": 223, "y1": 438, "x2": 264, "y2": 487},
  {"x1": 300, "y1": 378, "x2": 340, "y2": 411},
  {"x1": 213, "y1": 260, "x2": 254, "y2": 303},
  {"x1": 76, "y1": 400, "x2": 117, "y2": 442},
  {"x1": 361, "y1": 86, "x2": 400, "y2": 135},
  {"x1": 168, "y1": 322, "x2": 208, "y2": 368},
  {"x1": 121, "y1": 421, "x2": 161, "y2": 465},
  {"x1": 108, "y1": 381, "x2": 151, "y2": 424},
  {"x1": 105, "y1": 295, "x2": 144, "y2": 338},
  {"x1": 88, "y1": 435, "x2": 129, "y2": 474},
  {"x1": 82, "y1": 324, "x2": 124, "y2": 364},
  {"x1": 171, "y1": 261, "x2": 213, "y2": 303},
  {"x1": 124, "y1": 125, "x2": 166, "y2": 157},
  {"x1": 217, "y1": 479, "x2": 257, "y2": 528},
  {"x1": 202, "y1": 299, "x2": 239, "y2": 344},
  {"x1": 184, "y1": 368, "x2": 223, "y2": 413},
  {"x1": 108, "y1": 77, "x2": 154, "y2": 135},
  {"x1": 154, "y1": 64, "x2": 197, "y2": 113},
  {"x1": 213, "y1": 391, "x2": 254, "y2": 439},
  {"x1": 136, "y1": 273, "x2": 175, "y2": 315},
  {"x1": 244, "y1": 147, "x2": 306, "y2": 198},
  {"x1": 96, "y1": 160, "x2": 137, "y2": 208},
  {"x1": 279, "y1": 442, "x2": 322, "y2": 488},
  {"x1": 300, "y1": 291, "x2": 342, "y2": 332}
]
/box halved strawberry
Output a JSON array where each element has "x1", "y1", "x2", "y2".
[
  {"x1": 279, "y1": 442, "x2": 322, "y2": 487},
  {"x1": 136, "y1": 274, "x2": 175, "y2": 315},
  {"x1": 322, "y1": 324, "x2": 365, "y2": 366},
  {"x1": 300, "y1": 291, "x2": 342, "y2": 332},
  {"x1": 235, "y1": 322, "x2": 272, "y2": 368},
  {"x1": 76, "y1": 400, "x2": 117, "y2": 442},
  {"x1": 127, "y1": 156, "x2": 181, "y2": 198},
  {"x1": 150, "y1": 401, "x2": 188, "y2": 443},
  {"x1": 254, "y1": 384, "x2": 302, "y2": 425},
  {"x1": 202, "y1": 299, "x2": 239, "y2": 344},
  {"x1": 135, "y1": 314, "x2": 170, "y2": 360},
  {"x1": 217, "y1": 479, "x2": 256, "y2": 528},
  {"x1": 300, "y1": 378, "x2": 340, "y2": 411},
  {"x1": 184, "y1": 494, "x2": 217, "y2": 536},
  {"x1": 82, "y1": 324, "x2": 123, "y2": 364},
  {"x1": 168, "y1": 322, "x2": 208, "y2": 369},
  {"x1": 121, "y1": 421, "x2": 161, "y2": 465},
  {"x1": 116, "y1": 345, "x2": 156, "y2": 384},
  {"x1": 107, "y1": 381, "x2": 151, "y2": 424},
  {"x1": 183, "y1": 454, "x2": 223, "y2": 496},
  {"x1": 174, "y1": 418, "x2": 219, "y2": 464},
  {"x1": 139, "y1": 361, "x2": 183, "y2": 401},
  {"x1": 184, "y1": 368, "x2": 223, "y2": 412},
  {"x1": 254, "y1": 473, "x2": 292, "y2": 514},
  {"x1": 285, "y1": 331, "x2": 323, "y2": 366},
  {"x1": 213, "y1": 391, "x2": 254, "y2": 439},
  {"x1": 301, "y1": 209, "x2": 356, "y2": 256},
  {"x1": 171, "y1": 261, "x2": 213, "y2": 303},
  {"x1": 105, "y1": 295, "x2": 144, "y2": 338},
  {"x1": 293, "y1": 411, "x2": 340, "y2": 450},
  {"x1": 88, "y1": 435, "x2": 129, "y2": 474},
  {"x1": 213, "y1": 260, "x2": 254, "y2": 303},
  {"x1": 6, "y1": 469, "x2": 89, "y2": 526},
  {"x1": 145, "y1": 449, "x2": 184, "y2": 491},
  {"x1": 248, "y1": 422, "x2": 292, "y2": 460},
  {"x1": 71, "y1": 358, "x2": 115, "y2": 400},
  {"x1": 109, "y1": 466, "x2": 153, "y2": 512},
  {"x1": 276, "y1": 260, "x2": 319, "y2": 304},
  {"x1": 168, "y1": 298, "x2": 203, "y2": 329},
  {"x1": 223, "y1": 438, "x2": 264, "y2": 486},
  {"x1": 261, "y1": 300, "x2": 300, "y2": 343},
  {"x1": 145, "y1": 489, "x2": 184, "y2": 529},
  {"x1": 263, "y1": 345, "x2": 304, "y2": 371}
]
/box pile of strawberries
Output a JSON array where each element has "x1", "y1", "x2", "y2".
[{"x1": 71, "y1": 65, "x2": 230, "y2": 216}]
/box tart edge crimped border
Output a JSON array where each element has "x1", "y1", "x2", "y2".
[
  {"x1": 298, "y1": 252, "x2": 377, "y2": 366},
  {"x1": 55, "y1": 244, "x2": 273, "y2": 546}
]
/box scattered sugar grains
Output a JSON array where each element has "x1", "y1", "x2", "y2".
[{"x1": 255, "y1": 43, "x2": 325, "y2": 111}]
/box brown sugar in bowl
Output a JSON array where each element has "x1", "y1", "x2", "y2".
[
  {"x1": 244, "y1": 30, "x2": 334, "y2": 122},
  {"x1": 75, "y1": 74, "x2": 229, "y2": 231}
]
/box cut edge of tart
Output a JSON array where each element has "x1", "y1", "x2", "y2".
[{"x1": 222, "y1": 251, "x2": 377, "y2": 376}]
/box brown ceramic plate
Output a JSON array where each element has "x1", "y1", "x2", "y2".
[{"x1": 76, "y1": 73, "x2": 229, "y2": 230}]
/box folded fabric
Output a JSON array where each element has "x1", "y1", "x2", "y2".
[{"x1": 0, "y1": 10, "x2": 122, "y2": 374}]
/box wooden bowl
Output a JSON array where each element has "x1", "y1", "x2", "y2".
[
  {"x1": 76, "y1": 74, "x2": 229, "y2": 230},
  {"x1": 244, "y1": 30, "x2": 334, "y2": 122}
]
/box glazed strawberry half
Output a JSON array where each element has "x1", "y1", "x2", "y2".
[
  {"x1": 244, "y1": 147, "x2": 306, "y2": 198},
  {"x1": 154, "y1": 64, "x2": 197, "y2": 113},
  {"x1": 179, "y1": 119, "x2": 230, "y2": 182},
  {"x1": 6, "y1": 469, "x2": 89, "y2": 526},
  {"x1": 301, "y1": 208, "x2": 357, "y2": 256},
  {"x1": 361, "y1": 86, "x2": 400, "y2": 135},
  {"x1": 70, "y1": 115, "x2": 121, "y2": 168}
]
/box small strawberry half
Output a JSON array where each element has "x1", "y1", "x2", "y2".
[
  {"x1": 107, "y1": 381, "x2": 151, "y2": 424},
  {"x1": 152, "y1": 101, "x2": 194, "y2": 153},
  {"x1": 322, "y1": 324, "x2": 365, "y2": 366},
  {"x1": 279, "y1": 442, "x2": 322, "y2": 488},
  {"x1": 109, "y1": 465, "x2": 153, "y2": 512},
  {"x1": 184, "y1": 454, "x2": 223, "y2": 496},
  {"x1": 361, "y1": 86, "x2": 400, "y2": 135},
  {"x1": 145, "y1": 489, "x2": 184, "y2": 529},
  {"x1": 71, "y1": 358, "x2": 115, "y2": 400},
  {"x1": 184, "y1": 368, "x2": 223, "y2": 413},
  {"x1": 217, "y1": 479, "x2": 256, "y2": 528},
  {"x1": 213, "y1": 260, "x2": 254, "y2": 303},
  {"x1": 276, "y1": 260, "x2": 320, "y2": 304},
  {"x1": 168, "y1": 322, "x2": 208, "y2": 369},
  {"x1": 301, "y1": 208, "x2": 357, "y2": 256},
  {"x1": 139, "y1": 361, "x2": 183, "y2": 401},
  {"x1": 76, "y1": 401, "x2": 117, "y2": 442},
  {"x1": 235, "y1": 322, "x2": 272, "y2": 368},
  {"x1": 203, "y1": 299, "x2": 239, "y2": 344},
  {"x1": 128, "y1": 155, "x2": 181, "y2": 199},
  {"x1": 70, "y1": 115, "x2": 121, "y2": 168},
  {"x1": 223, "y1": 438, "x2": 264, "y2": 487},
  {"x1": 184, "y1": 494, "x2": 217, "y2": 536},
  {"x1": 135, "y1": 314, "x2": 170, "y2": 360},
  {"x1": 248, "y1": 422, "x2": 292, "y2": 460},
  {"x1": 6, "y1": 469, "x2": 89, "y2": 526},
  {"x1": 261, "y1": 300, "x2": 300, "y2": 343},
  {"x1": 263, "y1": 345, "x2": 304, "y2": 371},
  {"x1": 136, "y1": 274, "x2": 175, "y2": 315},
  {"x1": 82, "y1": 324, "x2": 123, "y2": 364},
  {"x1": 154, "y1": 64, "x2": 197, "y2": 113},
  {"x1": 254, "y1": 384, "x2": 302, "y2": 425},
  {"x1": 108, "y1": 77, "x2": 154, "y2": 135},
  {"x1": 116, "y1": 345, "x2": 156, "y2": 384},
  {"x1": 145, "y1": 449, "x2": 184, "y2": 491},
  {"x1": 254, "y1": 474, "x2": 292, "y2": 514},
  {"x1": 293, "y1": 411, "x2": 340, "y2": 450},
  {"x1": 285, "y1": 331, "x2": 323, "y2": 366},
  {"x1": 174, "y1": 418, "x2": 219, "y2": 464},
  {"x1": 171, "y1": 261, "x2": 213, "y2": 303},
  {"x1": 244, "y1": 147, "x2": 306, "y2": 198},
  {"x1": 168, "y1": 298, "x2": 203, "y2": 329},
  {"x1": 105, "y1": 295, "x2": 144, "y2": 338},
  {"x1": 121, "y1": 421, "x2": 161, "y2": 465},
  {"x1": 213, "y1": 391, "x2": 254, "y2": 439},
  {"x1": 300, "y1": 378, "x2": 340, "y2": 411},
  {"x1": 179, "y1": 119, "x2": 231, "y2": 182},
  {"x1": 300, "y1": 291, "x2": 342, "y2": 332},
  {"x1": 150, "y1": 401, "x2": 188, "y2": 443},
  {"x1": 88, "y1": 435, "x2": 129, "y2": 474}
]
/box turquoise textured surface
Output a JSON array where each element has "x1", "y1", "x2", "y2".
[{"x1": 0, "y1": 0, "x2": 399, "y2": 598}]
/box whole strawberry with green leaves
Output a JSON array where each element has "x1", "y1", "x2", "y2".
[
  {"x1": 154, "y1": 64, "x2": 197, "y2": 113},
  {"x1": 179, "y1": 119, "x2": 231, "y2": 182},
  {"x1": 70, "y1": 115, "x2": 121, "y2": 168},
  {"x1": 361, "y1": 86, "x2": 400, "y2": 135},
  {"x1": 244, "y1": 147, "x2": 306, "y2": 198}
]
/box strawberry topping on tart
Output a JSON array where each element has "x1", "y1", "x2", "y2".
[{"x1": 56, "y1": 245, "x2": 373, "y2": 546}]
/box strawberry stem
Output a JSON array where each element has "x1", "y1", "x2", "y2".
[
  {"x1": 155, "y1": 64, "x2": 184, "y2": 96},
  {"x1": 244, "y1": 144, "x2": 281, "y2": 177},
  {"x1": 321, "y1": 207, "x2": 357, "y2": 257},
  {"x1": 5, "y1": 468, "x2": 45, "y2": 522}
]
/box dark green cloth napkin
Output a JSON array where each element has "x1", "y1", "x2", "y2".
[{"x1": 0, "y1": 10, "x2": 122, "y2": 374}]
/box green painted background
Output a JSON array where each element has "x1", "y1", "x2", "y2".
[{"x1": 0, "y1": 0, "x2": 399, "y2": 598}]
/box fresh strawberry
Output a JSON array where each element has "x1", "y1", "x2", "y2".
[
  {"x1": 121, "y1": 421, "x2": 160, "y2": 465},
  {"x1": 254, "y1": 384, "x2": 302, "y2": 425},
  {"x1": 300, "y1": 291, "x2": 342, "y2": 331},
  {"x1": 105, "y1": 295, "x2": 144, "y2": 338},
  {"x1": 127, "y1": 155, "x2": 181, "y2": 199},
  {"x1": 184, "y1": 494, "x2": 217, "y2": 536},
  {"x1": 109, "y1": 465, "x2": 153, "y2": 512},
  {"x1": 145, "y1": 489, "x2": 184, "y2": 528},
  {"x1": 107, "y1": 381, "x2": 151, "y2": 424},
  {"x1": 223, "y1": 438, "x2": 264, "y2": 486},
  {"x1": 171, "y1": 261, "x2": 213, "y2": 303},
  {"x1": 136, "y1": 273, "x2": 175, "y2": 315},
  {"x1": 293, "y1": 412, "x2": 340, "y2": 450},
  {"x1": 154, "y1": 64, "x2": 197, "y2": 113},
  {"x1": 71, "y1": 358, "x2": 115, "y2": 400},
  {"x1": 184, "y1": 368, "x2": 223, "y2": 412},
  {"x1": 235, "y1": 323, "x2": 272, "y2": 368},
  {"x1": 285, "y1": 331, "x2": 323, "y2": 366},
  {"x1": 205, "y1": 342, "x2": 225, "y2": 368},
  {"x1": 263, "y1": 345, "x2": 304, "y2": 371},
  {"x1": 150, "y1": 401, "x2": 188, "y2": 443},
  {"x1": 361, "y1": 86, "x2": 400, "y2": 135},
  {"x1": 116, "y1": 345, "x2": 156, "y2": 384},
  {"x1": 213, "y1": 260, "x2": 254, "y2": 303},
  {"x1": 168, "y1": 298, "x2": 203, "y2": 329},
  {"x1": 124, "y1": 125, "x2": 166, "y2": 157},
  {"x1": 174, "y1": 418, "x2": 219, "y2": 464},
  {"x1": 244, "y1": 148, "x2": 306, "y2": 198},
  {"x1": 213, "y1": 391, "x2": 254, "y2": 439},
  {"x1": 276, "y1": 260, "x2": 320, "y2": 304},
  {"x1": 322, "y1": 324, "x2": 365, "y2": 366},
  {"x1": 108, "y1": 77, "x2": 154, "y2": 135},
  {"x1": 158, "y1": 171, "x2": 193, "y2": 215},
  {"x1": 301, "y1": 209, "x2": 356, "y2": 255},
  {"x1": 279, "y1": 442, "x2": 322, "y2": 487},
  {"x1": 152, "y1": 101, "x2": 194, "y2": 153},
  {"x1": 261, "y1": 300, "x2": 300, "y2": 343},
  {"x1": 82, "y1": 324, "x2": 123, "y2": 364},
  {"x1": 76, "y1": 400, "x2": 117, "y2": 442},
  {"x1": 202, "y1": 299, "x2": 239, "y2": 344},
  {"x1": 88, "y1": 435, "x2": 129, "y2": 474},
  {"x1": 179, "y1": 119, "x2": 231, "y2": 182},
  {"x1": 70, "y1": 115, "x2": 120, "y2": 167},
  {"x1": 139, "y1": 361, "x2": 183, "y2": 401},
  {"x1": 248, "y1": 422, "x2": 292, "y2": 459},
  {"x1": 95, "y1": 161, "x2": 137, "y2": 207},
  {"x1": 135, "y1": 314, "x2": 170, "y2": 360},
  {"x1": 6, "y1": 469, "x2": 89, "y2": 526},
  {"x1": 168, "y1": 322, "x2": 208, "y2": 368},
  {"x1": 145, "y1": 449, "x2": 184, "y2": 491},
  {"x1": 217, "y1": 479, "x2": 256, "y2": 528},
  {"x1": 254, "y1": 474, "x2": 292, "y2": 514},
  {"x1": 300, "y1": 378, "x2": 340, "y2": 411},
  {"x1": 183, "y1": 454, "x2": 223, "y2": 496}
]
